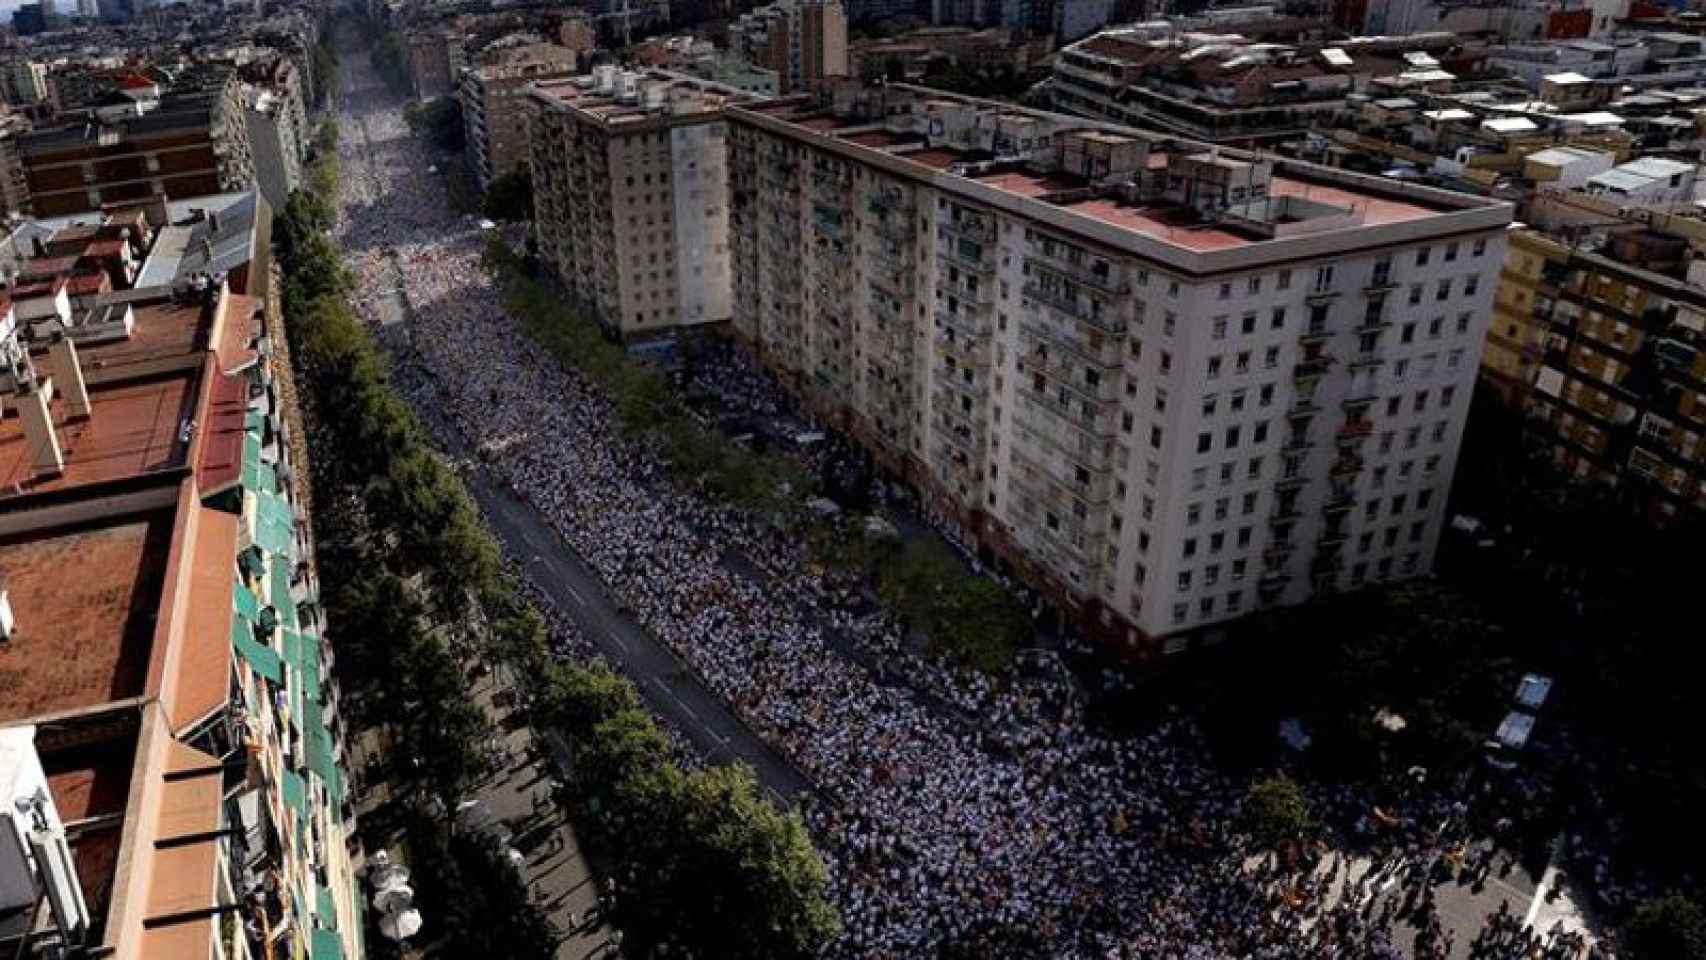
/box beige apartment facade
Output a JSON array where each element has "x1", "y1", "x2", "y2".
[
  {"x1": 527, "y1": 69, "x2": 744, "y2": 339},
  {"x1": 727, "y1": 83, "x2": 1512, "y2": 653},
  {"x1": 460, "y1": 44, "x2": 579, "y2": 190}
]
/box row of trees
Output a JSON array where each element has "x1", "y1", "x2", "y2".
[
  {"x1": 522, "y1": 659, "x2": 840, "y2": 958},
  {"x1": 364, "y1": 18, "x2": 412, "y2": 96},
  {"x1": 279, "y1": 119, "x2": 553, "y2": 958},
  {"x1": 483, "y1": 241, "x2": 1028, "y2": 671},
  {"x1": 287, "y1": 95, "x2": 839, "y2": 956}
]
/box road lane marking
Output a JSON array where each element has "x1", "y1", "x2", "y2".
[
  {"x1": 610, "y1": 632, "x2": 628, "y2": 654},
  {"x1": 564, "y1": 582, "x2": 585, "y2": 606}
]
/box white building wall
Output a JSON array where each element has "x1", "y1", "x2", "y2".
[{"x1": 671, "y1": 122, "x2": 733, "y2": 326}]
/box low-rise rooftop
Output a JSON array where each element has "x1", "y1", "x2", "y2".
[{"x1": 0, "y1": 511, "x2": 174, "y2": 723}]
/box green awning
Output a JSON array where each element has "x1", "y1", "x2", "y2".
[
  {"x1": 239, "y1": 432, "x2": 263, "y2": 492},
  {"x1": 233, "y1": 581, "x2": 261, "y2": 620},
  {"x1": 231, "y1": 614, "x2": 282, "y2": 684},
  {"x1": 280, "y1": 767, "x2": 307, "y2": 817},
  {"x1": 245, "y1": 410, "x2": 266, "y2": 433},
  {"x1": 307, "y1": 723, "x2": 337, "y2": 786},
  {"x1": 316, "y1": 883, "x2": 338, "y2": 930},
  {"x1": 255, "y1": 461, "x2": 279, "y2": 495},
  {"x1": 311, "y1": 928, "x2": 344, "y2": 960},
  {"x1": 253, "y1": 491, "x2": 295, "y2": 556},
  {"x1": 271, "y1": 561, "x2": 298, "y2": 629}
]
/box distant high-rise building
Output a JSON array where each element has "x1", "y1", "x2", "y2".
[{"x1": 731, "y1": 0, "x2": 848, "y2": 94}]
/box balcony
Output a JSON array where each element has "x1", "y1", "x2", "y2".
[
  {"x1": 935, "y1": 332, "x2": 991, "y2": 367},
  {"x1": 940, "y1": 214, "x2": 995, "y2": 243},
  {"x1": 1298, "y1": 324, "x2": 1334, "y2": 345},
  {"x1": 1329, "y1": 455, "x2": 1365, "y2": 478},
  {"x1": 1348, "y1": 351, "x2": 1385, "y2": 369},
  {"x1": 1288, "y1": 393, "x2": 1321, "y2": 418},
  {"x1": 1269, "y1": 503, "x2": 1303, "y2": 524},
  {"x1": 937, "y1": 308, "x2": 988, "y2": 339},
  {"x1": 1026, "y1": 251, "x2": 1131, "y2": 296},
  {"x1": 1363, "y1": 272, "x2": 1399, "y2": 293},
  {"x1": 1341, "y1": 389, "x2": 1378, "y2": 410},
  {"x1": 1022, "y1": 283, "x2": 1126, "y2": 335},
  {"x1": 1017, "y1": 382, "x2": 1114, "y2": 435},
  {"x1": 1323, "y1": 490, "x2": 1356, "y2": 514},
  {"x1": 1281, "y1": 432, "x2": 1314, "y2": 455},
  {"x1": 941, "y1": 241, "x2": 994, "y2": 275},
  {"x1": 1276, "y1": 473, "x2": 1309, "y2": 490},
  {"x1": 1019, "y1": 317, "x2": 1122, "y2": 368},
  {"x1": 1295, "y1": 353, "x2": 1333, "y2": 378},
  {"x1": 1337, "y1": 418, "x2": 1373, "y2": 442}
]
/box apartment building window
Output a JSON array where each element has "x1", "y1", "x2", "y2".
[
  {"x1": 1313, "y1": 266, "x2": 1334, "y2": 292},
  {"x1": 1402, "y1": 322, "x2": 1416, "y2": 344},
  {"x1": 1213, "y1": 317, "x2": 1228, "y2": 340},
  {"x1": 1441, "y1": 386, "x2": 1456, "y2": 406},
  {"x1": 1386, "y1": 396, "x2": 1401, "y2": 417},
  {"x1": 1473, "y1": 237, "x2": 1488, "y2": 257},
  {"x1": 1227, "y1": 591, "x2": 1243, "y2": 613},
  {"x1": 1122, "y1": 411, "x2": 1135, "y2": 434},
  {"x1": 1444, "y1": 241, "x2": 1459, "y2": 263},
  {"x1": 1436, "y1": 279, "x2": 1451, "y2": 302},
  {"x1": 1359, "y1": 532, "x2": 1375, "y2": 554},
  {"x1": 1205, "y1": 564, "x2": 1221, "y2": 586},
  {"x1": 1253, "y1": 421, "x2": 1269, "y2": 443},
  {"x1": 1200, "y1": 597, "x2": 1215, "y2": 617},
  {"x1": 1259, "y1": 384, "x2": 1275, "y2": 407},
  {"x1": 1448, "y1": 348, "x2": 1465, "y2": 369},
  {"x1": 1409, "y1": 285, "x2": 1423, "y2": 306},
  {"x1": 1418, "y1": 489, "x2": 1434, "y2": 509},
  {"x1": 1140, "y1": 531, "x2": 1151, "y2": 553},
  {"x1": 1384, "y1": 527, "x2": 1400, "y2": 548},
  {"x1": 1138, "y1": 269, "x2": 1150, "y2": 287},
  {"x1": 1248, "y1": 276, "x2": 1262, "y2": 295},
  {"x1": 1247, "y1": 457, "x2": 1262, "y2": 480},
  {"x1": 1393, "y1": 359, "x2": 1409, "y2": 380},
  {"x1": 1187, "y1": 503, "x2": 1203, "y2": 526},
  {"x1": 1372, "y1": 465, "x2": 1387, "y2": 488},
  {"x1": 1197, "y1": 433, "x2": 1212, "y2": 454},
  {"x1": 1277, "y1": 269, "x2": 1292, "y2": 290},
  {"x1": 1264, "y1": 347, "x2": 1279, "y2": 369},
  {"x1": 1379, "y1": 432, "x2": 1395, "y2": 454},
  {"x1": 1243, "y1": 492, "x2": 1258, "y2": 515},
  {"x1": 1392, "y1": 493, "x2": 1409, "y2": 514},
  {"x1": 1414, "y1": 390, "x2": 1429, "y2": 413},
  {"x1": 1432, "y1": 421, "x2": 1448, "y2": 443},
  {"x1": 1219, "y1": 282, "x2": 1232, "y2": 300},
  {"x1": 1237, "y1": 352, "x2": 1251, "y2": 374},
  {"x1": 1464, "y1": 275, "x2": 1480, "y2": 297},
  {"x1": 1222, "y1": 463, "x2": 1237, "y2": 486},
  {"x1": 1130, "y1": 338, "x2": 1142, "y2": 359},
  {"x1": 1409, "y1": 522, "x2": 1426, "y2": 544},
  {"x1": 1214, "y1": 498, "x2": 1230, "y2": 521},
  {"x1": 1237, "y1": 526, "x2": 1253, "y2": 547},
  {"x1": 1207, "y1": 357, "x2": 1222, "y2": 379},
  {"x1": 1427, "y1": 316, "x2": 1444, "y2": 339},
  {"x1": 1169, "y1": 280, "x2": 1181, "y2": 297},
  {"x1": 1164, "y1": 313, "x2": 1176, "y2": 336},
  {"x1": 1173, "y1": 603, "x2": 1188, "y2": 626},
  {"x1": 1225, "y1": 426, "x2": 1241, "y2": 448},
  {"x1": 1183, "y1": 541, "x2": 1197, "y2": 560},
  {"x1": 1230, "y1": 390, "x2": 1247, "y2": 413},
  {"x1": 1416, "y1": 246, "x2": 1432, "y2": 267},
  {"x1": 1242, "y1": 312, "x2": 1258, "y2": 334},
  {"x1": 1147, "y1": 461, "x2": 1161, "y2": 485},
  {"x1": 1210, "y1": 532, "x2": 1225, "y2": 553},
  {"x1": 1160, "y1": 351, "x2": 1172, "y2": 374},
  {"x1": 1378, "y1": 557, "x2": 1393, "y2": 578},
  {"x1": 1151, "y1": 426, "x2": 1164, "y2": 449},
  {"x1": 1203, "y1": 394, "x2": 1218, "y2": 416},
  {"x1": 1271, "y1": 307, "x2": 1286, "y2": 331},
  {"x1": 1365, "y1": 501, "x2": 1380, "y2": 520},
  {"x1": 1405, "y1": 426, "x2": 1421, "y2": 449},
  {"x1": 1191, "y1": 468, "x2": 1207, "y2": 491},
  {"x1": 1232, "y1": 558, "x2": 1248, "y2": 581}
]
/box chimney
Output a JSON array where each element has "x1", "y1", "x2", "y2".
[
  {"x1": 16, "y1": 378, "x2": 64, "y2": 478},
  {"x1": 48, "y1": 333, "x2": 90, "y2": 421}
]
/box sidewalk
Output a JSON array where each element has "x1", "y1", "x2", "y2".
[{"x1": 465, "y1": 660, "x2": 621, "y2": 960}]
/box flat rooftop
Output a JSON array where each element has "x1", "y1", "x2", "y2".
[
  {"x1": 0, "y1": 373, "x2": 195, "y2": 496},
  {"x1": 531, "y1": 73, "x2": 743, "y2": 125},
  {"x1": 739, "y1": 90, "x2": 1476, "y2": 255},
  {"x1": 0, "y1": 510, "x2": 174, "y2": 723}
]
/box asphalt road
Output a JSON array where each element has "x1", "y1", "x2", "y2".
[{"x1": 466, "y1": 463, "x2": 817, "y2": 805}]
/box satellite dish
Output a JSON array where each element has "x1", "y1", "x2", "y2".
[{"x1": 379, "y1": 908, "x2": 423, "y2": 941}]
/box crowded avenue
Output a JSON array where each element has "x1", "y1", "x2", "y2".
[{"x1": 331, "y1": 39, "x2": 1606, "y2": 960}]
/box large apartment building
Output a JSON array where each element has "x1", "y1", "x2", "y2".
[
  {"x1": 726, "y1": 82, "x2": 1511, "y2": 651},
  {"x1": 527, "y1": 68, "x2": 744, "y2": 338},
  {"x1": 1484, "y1": 220, "x2": 1706, "y2": 521},
  {"x1": 459, "y1": 43, "x2": 578, "y2": 191},
  {"x1": 0, "y1": 200, "x2": 361, "y2": 959},
  {"x1": 19, "y1": 77, "x2": 256, "y2": 218}
]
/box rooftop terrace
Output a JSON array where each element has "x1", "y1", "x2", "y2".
[{"x1": 0, "y1": 510, "x2": 174, "y2": 723}]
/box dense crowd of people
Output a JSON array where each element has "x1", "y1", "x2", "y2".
[{"x1": 331, "y1": 53, "x2": 1608, "y2": 960}]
